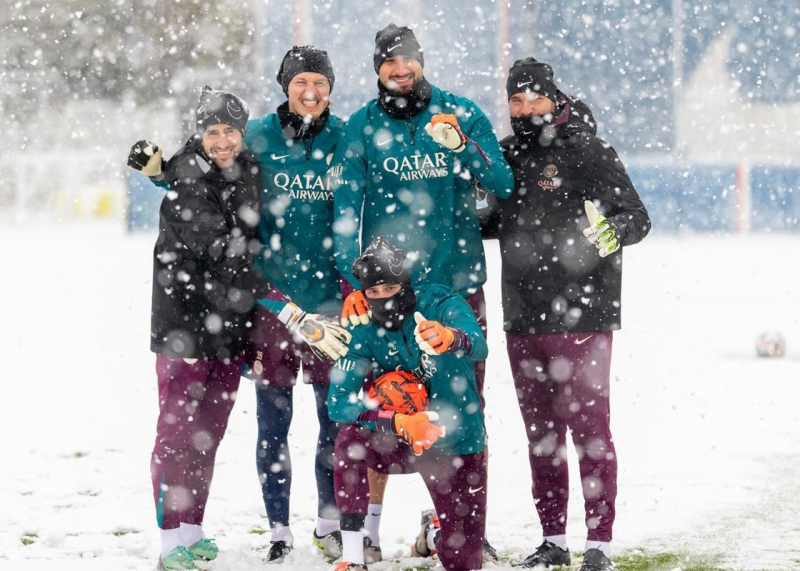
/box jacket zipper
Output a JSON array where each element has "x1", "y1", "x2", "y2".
[
  {"x1": 400, "y1": 330, "x2": 413, "y2": 356},
  {"x1": 304, "y1": 138, "x2": 313, "y2": 160},
  {"x1": 406, "y1": 120, "x2": 416, "y2": 145}
]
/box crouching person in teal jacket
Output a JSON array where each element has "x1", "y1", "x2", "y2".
[{"x1": 327, "y1": 237, "x2": 488, "y2": 571}]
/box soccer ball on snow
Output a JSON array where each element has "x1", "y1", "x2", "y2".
[
  {"x1": 755, "y1": 331, "x2": 786, "y2": 358},
  {"x1": 368, "y1": 370, "x2": 428, "y2": 414}
]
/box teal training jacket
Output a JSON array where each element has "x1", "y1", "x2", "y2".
[
  {"x1": 333, "y1": 84, "x2": 514, "y2": 297},
  {"x1": 327, "y1": 284, "x2": 488, "y2": 456},
  {"x1": 245, "y1": 113, "x2": 345, "y2": 314}
]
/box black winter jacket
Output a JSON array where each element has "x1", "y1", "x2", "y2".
[
  {"x1": 479, "y1": 93, "x2": 650, "y2": 334},
  {"x1": 151, "y1": 138, "x2": 273, "y2": 360}
]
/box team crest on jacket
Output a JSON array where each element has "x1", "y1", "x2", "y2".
[
  {"x1": 538, "y1": 163, "x2": 560, "y2": 191},
  {"x1": 383, "y1": 152, "x2": 449, "y2": 181}
]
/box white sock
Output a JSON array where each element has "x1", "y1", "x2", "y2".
[
  {"x1": 341, "y1": 530, "x2": 365, "y2": 564},
  {"x1": 316, "y1": 517, "x2": 339, "y2": 536},
  {"x1": 365, "y1": 503, "x2": 383, "y2": 545},
  {"x1": 545, "y1": 534, "x2": 568, "y2": 550},
  {"x1": 271, "y1": 525, "x2": 294, "y2": 545},
  {"x1": 179, "y1": 523, "x2": 204, "y2": 546},
  {"x1": 426, "y1": 527, "x2": 440, "y2": 552},
  {"x1": 160, "y1": 528, "x2": 182, "y2": 556},
  {"x1": 585, "y1": 540, "x2": 611, "y2": 557}
]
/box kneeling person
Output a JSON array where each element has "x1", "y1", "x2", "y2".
[{"x1": 327, "y1": 237, "x2": 488, "y2": 571}]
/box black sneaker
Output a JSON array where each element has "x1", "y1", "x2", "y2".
[
  {"x1": 265, "y1": 540, "x2": 292, "y2": 563},
  {"x1": 579, "y1": 548, "x2": 614, "y2": 571},
  {"x1": 363, "y1": 536, "x2": 382, "y2": 563},
  {"x1": 520, "y1": 540, "x2": 571, "y2": 568},
  {"x1": 483, "y1": 537, "x2": 499, "y2": 562}
]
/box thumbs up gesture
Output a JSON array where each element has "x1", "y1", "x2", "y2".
[{"x1": 414, "y1": 312, "x2": 457, "y2": 355}]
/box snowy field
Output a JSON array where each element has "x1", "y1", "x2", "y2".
[{"x1": 1, "y1": 221, "x2": 799, "y2": 571}]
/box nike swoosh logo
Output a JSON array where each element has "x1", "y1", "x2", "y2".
[
  {"x1": 376, "y1": 139, "x2": 392, "y2": 147},
  {"x1": 388, "y1": 349, "x2": 399, "y2": 356},
  {"x1": 387, "y1": 44, "x2": 402, "y2": 52},
  {"x1": 468, "y1": 486, "x2": 484, "y2": 494},
  {"x1": 575, "y1": 335, "x2": 594, "y2": 345},
  {"x1": 270, "y1": 153, "x2": 289, "y2": 160},
  {"x1": 517, "y1": 81, "x2": 532, "y2": 88}
]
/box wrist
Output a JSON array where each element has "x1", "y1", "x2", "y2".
[
  {"x1": 375, "y1": 410, "x2": 397, "y2": 434},
  {"x1": 277, "y1": 302, "x2": 304, "y2": 328},
  {"x1": 447, "y1": 327, "x2": 468, "y2": 353}
]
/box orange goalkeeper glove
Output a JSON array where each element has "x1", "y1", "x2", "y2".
[
  {"x1": 414, "y1": 312, "x2": 468, "y2": 355},
  {"x1": 340, "y1": 290, "x2": 371, "y2": 328},
  {"x1": 392, "y1": 411, "x2": 445, "y2": 455},
  {"x1": 424, "y1": 113, "x2": 467, "y2": 153}
]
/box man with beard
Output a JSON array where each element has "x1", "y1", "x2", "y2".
[
  {"x1": 143, "y1": 87, "x2": 278, "y2": 571},
  {"x1": 479, "y1": 57, "x2": 650, "y2": 571},
  {"x1": 327, "y1": 237, "x2": 488, "y2": 571},
  {"x1": 331, "y1": 25, "x2": 512, "y2": 560},
  {"x1": 127, "y1": 47, "x2": 353, "y2": 564}
]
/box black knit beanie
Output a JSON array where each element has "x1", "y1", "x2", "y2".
[
  {"x1": 506, "y1": 57, "x2": 558, "y2": 104},
  {"x1": 196, "y1": 86, "x2": 249, "y2": 134},
  {"x1": 373, "y1": 24, "x2": 424, "y2": 74},
  {"x1": 277, "y1": 45, "x2": 336, "y2": 95},
  {"x1": 352, "y1": 236, "x2": 411, "y2": 289}
]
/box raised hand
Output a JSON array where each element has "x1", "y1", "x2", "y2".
[
  {"x1": 414, "y1": 312, "x2": 456, "y2": 355},
  {"x1": 127, "y1": 140, "x2": 163, "y2": 177},
  {"x1": 340, "y1": 290, "x2": 371, "y2": 328},
  {"x1": 424, "y1": 114, "x2": 467, "y2": 153}
]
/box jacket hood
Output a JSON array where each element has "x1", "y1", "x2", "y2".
[{"x1": 556, "y1": 91, "x2": 597, "y2": 138}]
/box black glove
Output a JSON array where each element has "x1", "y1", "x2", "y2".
[{"x1": 127, "y1": 140, "x2": 164, "y2": 177}]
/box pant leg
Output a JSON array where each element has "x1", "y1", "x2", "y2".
[
  {"x1": 419, "y1": 450, "x2": 488, "y2": 571},
  {"x1": 180, "y1": 357, "x2": 241, "y2": 525},
  {"x1": 465, "y1": 288, "x2": 487, "y2": 407},
  {"x1": 550, "y1": 332, "x2": 617, "y2": 542},
  {"x1": 151, "y1": 355, "x2": 237, "y2": 529},
  {"x1": 506, "y1": 333, "x2": 570, "y2": 538},
  {"x1": 311, "y1": 381, "x2": 340, "y2": 520},
  {"x1": 256, "y1": 383, "x2": 294, "y2": 528},
  {"x1": 249, "y1": 310, "x2": 302, "y2": 528},
  {"x1": 334, "y1": 425, "x2": 417, "y2": 516}
]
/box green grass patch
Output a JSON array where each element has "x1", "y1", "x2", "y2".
[
  {"x1": 249, "y1": 527, "x2": 268, "y2": 535},
  {"x1": 600, "y1": 549, "x2": 727, "y2": 571},
  {"x1": 112, "y1": 528, "x2": 141, "y2": 537},
  {"x1": 20, "y1": 532, "x2": 38, "y2": 546}
]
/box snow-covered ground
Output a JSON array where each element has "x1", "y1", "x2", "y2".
[{"x1": 2, "y1": 222, "x2": 799, "y2": 571}]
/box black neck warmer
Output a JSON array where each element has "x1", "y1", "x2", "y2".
[
  {"x1": 367, "y1": 285, "x2": 417, "y2": 331},
  {"x1": 377, "y1": 78, "x2": 432, "y2": 120},
  {"x1": 510, "y1": 94, "x2": 571, "y2": 145},
  {"x1": 277, "y1": 102, "x2": 330, "y2": 140}
]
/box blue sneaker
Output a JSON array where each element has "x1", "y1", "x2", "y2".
[
  {"x1": 186, "y1": 538, "x2": 218, "y2": 561},
  {"x1": 157, "y1": 546, "x2": 198, "y2": 571}
]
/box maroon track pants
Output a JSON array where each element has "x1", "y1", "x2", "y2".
[
  {"x1": 334, "y1": 425, "x2": 487, "y2": 571},
  {"x1": 150, "y1": 355, "x2": 240, "y2": 529},
  {"x1": 506, "y1": 331, "x2": 617, "y2": 542}
]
